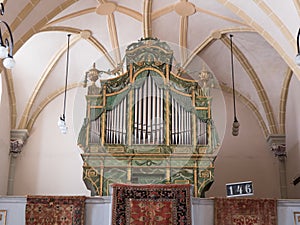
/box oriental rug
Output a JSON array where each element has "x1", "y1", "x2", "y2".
[
  {"x1": 25, "y1": 195, "x2": 86, "y2": 225},
  {"x1": 214, "y1": 197, "x2": 277, "y2": 225},
  {"x1": 111, "y1": 183, "x2": 192, "y2": 225}
]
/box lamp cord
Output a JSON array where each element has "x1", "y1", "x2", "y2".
[
  {"x1": 0, "y1": 3, "x2": 4, "y2": 16},
  {"x1": 230, "y1": 34, "x2": 238, "y2": 122},
  {"x1": 297, "y1": 28, "x2": 300, "y2": 54},
  {"x1": 0, "y1": 3, "x2": 14, "y2": 58},
  {"x1": 62, "y1": 34, "x2": 71, "y2": 121}
]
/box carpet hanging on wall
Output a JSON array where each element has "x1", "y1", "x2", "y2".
[
  {"x1": 25, "y1": 195, "x2": 86, "y2": 225},
  {"x1": 111, "y1": 183, "x2": 192, "y2": 225},
  {"x1": 214, "y1": 197, "x2": 277, "y2": 225}
]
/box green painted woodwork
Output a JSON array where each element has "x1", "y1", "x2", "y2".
[{"x1": 78, "y1": 38, "x2": 219, "y2": 197}]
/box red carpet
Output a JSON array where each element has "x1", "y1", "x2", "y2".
[
  {"x1": 111, "y1": 183, "x2": 192, "y2": 225},
  {"x1": 26, "y1": 195, "x2": 86, "y2": 225},
  {"x1": 214, "y1": 197, "x2": 277, "y2": 225}
]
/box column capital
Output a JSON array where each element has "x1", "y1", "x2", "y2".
[
  {"x1": 266, "y1": 134, "x2": 286, "y2": 157},
  {"x1": 10, "y1": 129, "x2": 29, "y2": 155}
]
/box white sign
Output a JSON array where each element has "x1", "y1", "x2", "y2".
[{"x1": 226, "y1": 181, "x2": 253, "y2": 197}]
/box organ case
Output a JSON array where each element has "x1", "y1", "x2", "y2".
[{"x1": 78, "y1": 38, "x2": 219, "y2": 197}]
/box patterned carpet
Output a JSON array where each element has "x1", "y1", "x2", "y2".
[
  {"x1": 111, "y1": 183, "x2": 192, "y2": 225},
  {"x1": 214, "y1": 198, "x2": 277, "y2": 225},
  {"x1": 26, "y1": 195, "x2": 86, "y2": 225}
]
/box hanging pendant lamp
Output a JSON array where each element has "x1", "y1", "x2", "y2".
[
  {"x1": 58, "y1": 34, "x2": 71, "y2": 134},
  {"x1": 230, "y1": 34, "x2": 240, "y2": 136}
]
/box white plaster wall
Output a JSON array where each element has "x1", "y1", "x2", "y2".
[
  {"x1": 0, "y1": 196, "x2": 26, "y2": 225},
  {"x1": 85, "y1": 197, "x2": 112, "y2": 225},
  {"x1": 11, "y1": 86, "x2": 282, "y2": 197},
  {"x1": 0, "y1": 74, "x2": 11, "y2": 195},
  {"x1": 207, "y1": 93, "x2": 281, "y2": 198},
  {"x1": 13, "y1": 88, "x2": 90, "y2": 195},
  {"x1": 278, "y1": 199, "x2": 300, "y2": 225},
  {"x1": 8, "y1": 83, "x2": 297, "y2": 198},
  {"x1": 192, "y1": 198, "x2": 214, "y2": 225},
  {"x1": 286, "y1": 75, "x2": 300, "y2": 198}
]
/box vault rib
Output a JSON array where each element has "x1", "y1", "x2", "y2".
[
  {"x1": 253, "y1": 0, "x2": 295, "y2": 53},
  {"x1": 293, "y1": 0, "x2": 300, "y2": 18},
  {"x1": 88, "y1": 35, "x2": 117, "y2": 68},
  {"x1": 107, "y1": 14, "x2": 121, "y2": 65},
  {"x1": 18, "y1": 35, "x2": 81, "y2": 129},
  {"x1": 183, "y1": 27, "x2": 255, "y2": 68},
  {"x1": 14, "y1": 0, "x2": 79, "y2": 53},
  {"x1": 42, "y1": 8, "x2": 95, "y2": 29},
  {"x1": 26, "y1": 82, "x2": 81, "y2": 131},
  {"x1": 221, "y1": 35, "x2": 278, "y2": 134},
  {"x1": 117, "y1": 6, "x2": 142, "y2": 21},
  {"x1": 221, "y1": 84, "x2": 269, "y2": 137},
  {"x1": 3, "y1": 68, "x2": 17, "y2": 129},
  {"x1": 179, "y1": 16, "x2": 188, "y2": 65},
  {"x1": 195, "y1": 6, "x2": 247, "y2": 26},
  {"x1": 152, "y1": 5, "x2": 174, "y2": 20},
  {"x1": 10, "y1": 0, "x2": 41, "y2": 34},
  {"x1": 44, "y1": 6, "x2": 143, "y2": 30},
  {"x1": 279, "y1": 68, "x2": 292, "y2": 134},
  {"x1": 216, "y1": 0, "x2": 300, "y2": 90},
  {"x1": 143, "y1": 0, "x2": 153, "y2": 38},
  {"x1": 182, "y1": 28, "x2": 277, "y2": 134}
]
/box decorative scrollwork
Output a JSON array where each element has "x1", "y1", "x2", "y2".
[
  {"x1": 102, "y1": 73, "x2": 130, "y2": 94},
  {"x1": 134, "y1": 160, "x2": 163, "y2": 166},
  {"x1": 125, "y1": 38, "x2": 173, "y2": 73}
]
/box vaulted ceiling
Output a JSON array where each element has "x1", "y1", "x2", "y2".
[{"x1": 2, "y1": 0, "x2": 300, "y2": 146}]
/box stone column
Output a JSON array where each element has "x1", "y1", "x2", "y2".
[
  {"x1": 267, "y1": 135, "x2": 287, "y2": 199},
  {"x1": 7, "y1": 129, "x2": 29, "y2": 195}
]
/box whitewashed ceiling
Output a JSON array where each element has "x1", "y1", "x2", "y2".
[{"x1": 2, "y1": 0, "x2": 300, "y2": 142}]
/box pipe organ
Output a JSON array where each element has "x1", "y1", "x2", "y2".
[{"x1": 78, "y1": 38, "x2": 219, "y2": 197}]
